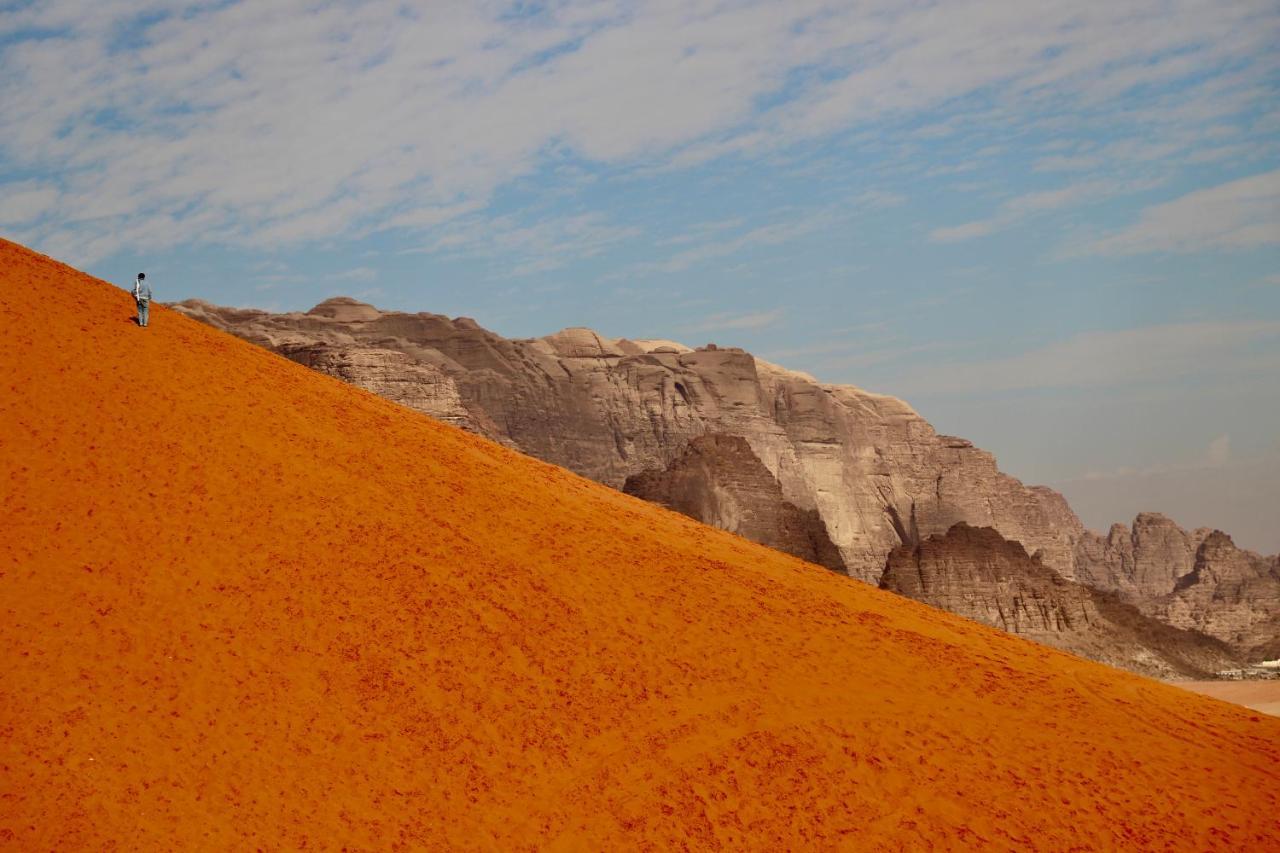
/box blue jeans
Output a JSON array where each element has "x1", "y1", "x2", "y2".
[{"x1": 137, "y1": 299, "x2": 150, "y2": 327}]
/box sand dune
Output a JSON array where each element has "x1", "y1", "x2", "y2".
[{"x1": 2, "y1": 237, "x2": 1278, "y2": 849}]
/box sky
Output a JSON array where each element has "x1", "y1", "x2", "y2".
[{"x1": 2, "y1": 0, "x2": 1278, "y2": 552}]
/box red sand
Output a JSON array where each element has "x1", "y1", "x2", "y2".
[{"x1": 1, "y1": 237, "x2": 1278, "y2": 850}]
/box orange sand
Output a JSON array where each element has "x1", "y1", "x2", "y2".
[{"x1": 1, "y1": 237, "x2": 1278, "y2": 850}]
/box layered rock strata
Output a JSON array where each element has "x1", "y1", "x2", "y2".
[
  {"x1": 882, "y1": 524, "x2": 1241, "y2": 678},
  {"x1": 281, "y1": 344, "x2": 484, "y2": 435},
  {"x1": 1076, "y1": 515, "x2": 1280, "y2": 656},
  {"x1": 173, "y1": 298, "x2": 1084, "y2": 582},
  {"x1": 623, "y1": 434, "x2": 846, "y2": 573}
]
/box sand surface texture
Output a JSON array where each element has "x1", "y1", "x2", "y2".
[{"x1": 2, "y1": 238, "x2": 1279, "y2": 850}]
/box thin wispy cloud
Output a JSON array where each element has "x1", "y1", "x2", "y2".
[
  {"x1": 627, "y1": 211, "x2": 836, "y2": 276},
  {"x1": 1068, "y1": 434, "x2": 1236, "y2": 483},
  {"x1": 852, "y1": 190, "x2": 907, "y2": 209},
  {"x1": 1082, "y1": 169, "x2": 1280, "y2": 256},
  {"x1": 2, "y1": 1, "x2": 1275, "y2": 264},
  {"x1": 656, "y1": 217, "x2": 746, "y2": 248},
  {"x1": 412, "y1": 212, "x2": 641, "y2": 276},
  {"x1": 687, "y1": 309, "x2": 783, "y2": 333},
  {"x1": 327, "y1": 267, "x2": 378, "y2": 283},
  {"x1": 930, "y1": 221, "x2": 995, "y2": 244},
  {"x1": 889, "y1": 322, "x2": 1280, "y2": 395},
  {"x1": 929, "y1": 178, "x2": 1160, "y2": 243},
  {"x1": 1034, "y1": 154, "x2": 1103, "y2": 173},
  {"x1": 0, "y1": 181, "x2": 59, "y2": 224}
]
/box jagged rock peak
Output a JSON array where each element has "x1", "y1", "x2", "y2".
[{"x1": 882, "y1": 523, "x2": 1240, "y2": 678}]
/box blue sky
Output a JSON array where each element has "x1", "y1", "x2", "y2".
[{"x1": 3, "y1": 0, "x2": 1278, "y2": 551}]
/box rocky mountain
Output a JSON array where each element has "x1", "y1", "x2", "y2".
[
  {"x1": 1077, "y1": 516, "x2": 1280, "y2": 659},
  {"x1": 882, "y1": 524, "x2": 1240, "y2": 678},
  {"x1": 173, "y1": 296, "x2": 1278, "y2": 667},
  {"x1": 173, "y1": 298, "x2": 1085, "y2": 581}
]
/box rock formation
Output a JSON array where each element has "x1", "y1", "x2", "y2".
[
  {"x1": 283, "y1": 344, "x2": 483, "y2": 434},
  {"x1": 623, "y1": 434, "x2": 847, "y2": 573},
  {"x1": 882, "y1": 524, "x2": 1240, "y2": 678},
  {"x1": 173, "y1": 297, "x2": 1278, "y2": 668},
  {"x1": 172, "y1": 298, "x2": 1085, "y2": 582},
  {"x1": 1075, "y1": 515, "x2": 1280, "y2": 657},
  {"x1": 1074, "y1": 513, "x2": 1207, "y2": 602}
]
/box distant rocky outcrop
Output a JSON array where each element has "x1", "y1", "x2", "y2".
[
  {"x1": 1076, "y1": 514, "x2": 1280, "y2": 657},
  {"x1": 882, "y1": 524, "x2": 1240, "y2": 678},
  {"x1": 173, "y1": 297, "x2": 1278, "y2": 671}
]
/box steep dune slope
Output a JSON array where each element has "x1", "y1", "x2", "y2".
[{"x1": 2, "y1": 238, "x2": 1279, "y2": 850}]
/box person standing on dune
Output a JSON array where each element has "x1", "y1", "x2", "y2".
[{"x1": 133, "y1": 273, "x2": 152, "y2": 327}]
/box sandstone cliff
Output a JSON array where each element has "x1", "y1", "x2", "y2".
[
  {"x1": 173, "y1": 298, "x2": 1084, "y2": 582},
  {"x1": 623, "y1": 434, "x2": 847, "y2": 573},
  {"x1": 1076, "y1": 514, "x2": 1280, "y2": 656},
  {"x1": 173, "y1": 297, "x2": 1277, "y2": 666},
  {"x1": 882, "y1": 524, "x2": 1240, "y2": 678}
]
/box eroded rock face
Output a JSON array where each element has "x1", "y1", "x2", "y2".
[
  {"x1": 279, "y1": 344, "x2": 484, "y2": 435},
  {"x1": 172, "y1": 296, "x2": 1278, "y2": 664},
  {"x1": 882, "y1": 524, "x2": 1240, "y2": 678},
  {"x1": 172, "y1": 297, "x2": 1085, "y2": 583},
  {"x1": 1074, "y1": 515, "x2": 1280, "y2": 655},
  {"x1": 1073, "y1": 513, "x2": 1205, "y2": 600},
  {"x1": 624, "y1": 434, "x2": 846, "y2": 573},
  {"x1": 1162, "y1": 532, "x2": 1280, "y2": 657}
]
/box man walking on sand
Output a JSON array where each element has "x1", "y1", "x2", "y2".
[{"x1": 133, "y1": 273, "x2": 152, "y2": 327}]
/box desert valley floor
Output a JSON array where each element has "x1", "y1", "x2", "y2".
[{"x1": 1174, "y1": 680, "x2": 1280, "y2": 717}]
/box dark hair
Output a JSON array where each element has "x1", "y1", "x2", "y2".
[{"x1": 137, "y1": 273, "x2": 146, "y2": 280}]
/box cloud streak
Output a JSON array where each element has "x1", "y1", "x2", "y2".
[
  {"x1": 1, "y1": 0, "x2": 1275, "y2": 264},
  {"x1": 417, "y1": 212, "x2": 642, "y2": 276},
  {"x1": 687, "y1": 308, "x2": 783, "y2": 333},
  {"x1": 631, "y1": 212, "x2": 835, "y2": 275},
  {"x1": 929, "y1": 178, "x2": 1158, "y2": 243},
  {"x1": 889, "y1": 321, "x2": 1280, "y2": 395},
  {"x1": 1083, "y1": 169, "x2": 1280, "y2": 256}
]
